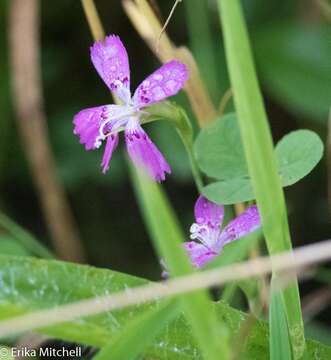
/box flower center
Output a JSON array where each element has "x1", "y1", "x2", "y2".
[
  {"x1": 189, "y1": 223, "x2": 220, "y2": 251},
  {"x1": 94, "y1": 104, "x2": 137, "y2": 148}
]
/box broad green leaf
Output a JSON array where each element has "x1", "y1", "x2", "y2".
[
  {"x1": 0, "y1": 256, "x2": 330, "y2": 359},
  {"x1": 194, "y1": 114, "x2": 248, "y2": 180},
  {"x1": 94, "y1": 300, "x2": 180, "y2": 360},
  {"x1": 269, "y1": 290, "x2": 293, "y2": 360},
  {"x1": 217, "y1": 0, "x2": 304, "y2": 357},
  {"x1": 276, "y1": 130, "x2": 324, "y2": 186},
  {"x1": 202, "y1": 178, "x2": 254, "y2": 205},
  {"x1": 254, "y1": 23, "x2": 331, "y2": 123},
  {"x1": 198, "y1": 123, "x2": 323, "y2": 204}
]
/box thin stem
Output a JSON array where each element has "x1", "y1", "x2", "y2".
[
  {"x1": 9, "y1": 0, "x2": 85, "y2": 262},
  {"x1": 81, "y1": 0, "x2": 105, "y2": 40},
  {"x1": 157, "y1": 0, "x2": 182, "y2": 46},
  {"x1": 219, "y1": 88, "x2": 233, "y2": 116},
  {"x1": 147, "y1": 102, "x2": 204, "y2": 191},
  {"x1": 181, "y1": 138, "x2": 204, "y2": 192}
]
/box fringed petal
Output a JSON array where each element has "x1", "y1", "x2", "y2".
[
  {"x1": 125, "y1": 119, "x2": 171, "y2": 182},
  {"x1": 101, "y1": 134, "x2": 119, "y2": 174},
  {"x1": 194, "y1": 196, "x2": 224, "y2": 228},
  {"x1": 133, "y1": 60, "x2": 188, "y2": 108},
  {"x1": 220, "y1": 205, "x2": 261, "y2": 245},
  {"x1": 90, "y1": 35, "x2": 131, "y2": 102},
  {"x1": 73, "y1": 104, "x2": 128, "y2": 150},
  {"x1": 184, "y1": 241, "x2": 217, "y2": 268}
]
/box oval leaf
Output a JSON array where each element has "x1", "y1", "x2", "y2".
[
  {"x1": 276, "y1": 129, "x2": 324, "y2": 187},
  {"x1": 194, "y1": 113, "x2": 248, "y2": 180},
  {"x1": 201, "y1": 129, "x2": 323, "y2": 205},
  {"x1": 202, "y1": 178, "x2": 254, "y2": 205}
]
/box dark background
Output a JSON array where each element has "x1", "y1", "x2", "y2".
[{"x1": 1, "y1": 0, "x2": 330, "y2": 343}]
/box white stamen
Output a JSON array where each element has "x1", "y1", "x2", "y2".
[
  {"x1": 189, "y1": 222, "x2": 220, "y2": 250},
  {"x1": 93, "y1": 105, "x2": 135, "y2": 148},
  {"x1": 112, "y1": 80, "x2": 131, "y2": 103}
]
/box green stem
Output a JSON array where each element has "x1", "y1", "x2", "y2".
[
  {"x1": 147, "y1": 102, "x2": 204, "y2": 191},
  {"x1": 0, "y1": 212, "x2": 54, "y2": 258},
  {"x1": 182, "y1": 138, "x2": 204, "y2": 192},
  {"x1": 217, "y1": 0, "x2": 304, "y2": 358}
]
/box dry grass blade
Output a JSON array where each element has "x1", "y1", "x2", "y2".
[
  {"x1": 1, "y1": 239, "x2": 331, "y2": 338},
  {"x1": 8, "y1": 0, "x2": 85, "y2": 262},
  {"x1": 81, "y1": 0, "x2": 105, "y2": 40},
  {"x1": 327, "y1": 108, "x2": 331, "y2": 217},
  {"x1": 122, "y1": 0, "x2": 217, "y2": 125}
]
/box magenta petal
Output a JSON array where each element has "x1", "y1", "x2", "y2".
[
  {"x1": 90, "y1": 35, "x2": 130, "y2": 101},
  {"x1": 221, "y1": 205, "x2": 261, "y2": 245},
  {"x1": 73, "y1": 104, "x2": 123, "y2": 150},
  {"x1": 194, "y1": 196, "x2": 224, "y2": 228},
  {"x1": 125, "y1": 121, "x2": 171, "y2": 182},
  {"x1": 184, "y1": 241, "x2": 217, "y2": 268},
  {"x1": 101, "y1": 134, "x2": 119, "y2": 174},
  {"x1": 133, "y1": 60, "x2": 188, "y2": 108},
  {"x1": 73, "y1": 105, "x2": 106, "y2": 150}
]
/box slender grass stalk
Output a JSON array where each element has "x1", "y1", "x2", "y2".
[
  {"x1": 269, "y1": 289, "x2": 293, "y2": 360},
  {"x1": 0, "y1": 213, "x2": 54, "y2": 258},
  {"x1": 81, "y1": 0, "x2": 105, "y2": 40},
  {"x1": 9, "y1": 0, "x2": 85, "y2": 263},
  {"x1": 217, "y1": 0, "x2": 304, "y2": 358}
]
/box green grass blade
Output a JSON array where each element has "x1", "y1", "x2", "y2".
[
  {"x1": 0, "y1": 213, "x2": 54, "y2": 258},
  {"x1": 93, "y1": 300, "x2": 180, "y2": 360},
  {"x1": 270, "y1": 289, "x2": 293, "y2": 360},
  {"x1": 217, "y1": 0, "x2": 304, "y2": 358},
  {"x1": 131, "y1": 167, "x2": 229, "y2": 360}
]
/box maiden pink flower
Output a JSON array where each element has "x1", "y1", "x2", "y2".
[
  {"x1": 184, "y1": 196, "x2": 261, "y2": 268},
  {"x1": 73, "y1": 35, "x2": 188, "y2": 181}
]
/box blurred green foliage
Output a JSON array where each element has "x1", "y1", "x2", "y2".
[{"x1": 0, "y1": 0, "x2": 330, "y2": 337}]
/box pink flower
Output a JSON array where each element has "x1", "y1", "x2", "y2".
[
  {"x1": 184, "y1": 196, "x2": 261, "y2": 268},
  {"x1": 73, "y1": 35, "x2": 188, "y2": 181}
]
